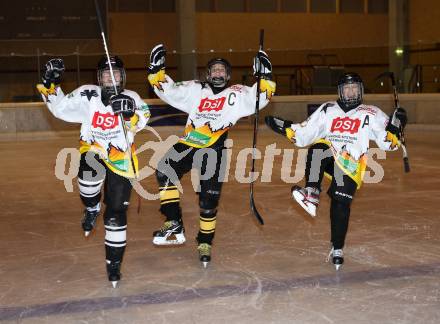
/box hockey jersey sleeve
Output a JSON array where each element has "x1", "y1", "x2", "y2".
[
  {"x1": 237, "y1": 79, "x2": 276, "y2": 118},
  {"x1": 148, "y1": 70, "x2": 201, "y2": 114},
  {"x1": 286, "y1": 103, "x2": 328, "y2": 147},
  {"x1": 36, "y1": 84, "x2": 89, "y2": 123},
  {"x1": 370, "y1": 108, "x2": 400, "y2": 151}
]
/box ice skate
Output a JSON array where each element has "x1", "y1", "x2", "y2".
[
  {"x1": 197, "y1": 243, "x2": 211, "y2": 268},
  {"x1": 326, "y1": 247, "x2": 344, "y2": 271},
  {"x1": 106, "y1": 260, "x2": 121, "y2": 288},
  {"x1": 81, "y1": 209, "x2": 99, "y2": 237},
  {"x1": 291, "y1": 185, "x2": 320, "y2": 217},
  {"x1": 152, "y1": 220, "x2": 186, "y2": 245}
]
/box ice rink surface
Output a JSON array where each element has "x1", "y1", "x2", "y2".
[{"x1": 0, "y1": 126, "x2": 439, "y2": 323}]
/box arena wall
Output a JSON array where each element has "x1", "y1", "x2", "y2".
[{"x1": 1, "y1": 94, "x2": 438, "y2": 139}]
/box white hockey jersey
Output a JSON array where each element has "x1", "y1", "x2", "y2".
[
  {"x1": 37, "y1": 84, "x2": 150, "y2": 178},
  {"x1": 286, "y1": 101, "x2": 400, "y2": 188},
  {"x1": 148, "y1": 70, "x2": 276, "y2": 148}
]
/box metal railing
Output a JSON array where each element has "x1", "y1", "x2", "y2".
[{"x1": 0, "y1": 52, "x2": 439, "y2": 102}]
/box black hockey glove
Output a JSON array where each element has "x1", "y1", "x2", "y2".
[
  {"x1": 42, "y1": 58, "x2": 65, "y2": 88},
  {"x1": 253, "y1": 50, "x2": 272, "y2": 79},
  {"x1": 147, "y1": 44, "x2": 166, "y2": 74},
  {"x1": 265, "y1": 115, "x2": 292, "y2": 136},
  {"x1": 110, "y1": 94, "x2": 136, "y2": 120},
  {"x1": 386, "y1": 107, "x2": 407, "y2": 138}
]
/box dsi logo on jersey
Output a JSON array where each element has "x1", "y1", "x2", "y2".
[
  {"x1": 92, "y1": 111, "x2": 119, "y2": 130},
  {"x1": 198, "y1": 97, "x2": 226, "y2": 112},
  {"x1": 331, "y1": 117, "x2": 361, "y2": 134}
]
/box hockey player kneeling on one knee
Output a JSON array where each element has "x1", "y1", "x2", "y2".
[
  {"x1": 265, "y1": 72, "x2": 407, "y2": 270},
  {"x1": 36, "y1": 55, "x2": 151, "y2": 287},
  {"x1": 147, "y1": 44, "x2": 276, "y2": 267}
]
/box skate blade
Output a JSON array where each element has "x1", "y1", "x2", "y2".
[
  {"x1": 152, "y1": 239, "x2": 186, "y2": 246},
  {"x1": 335, "y1": 264, "x2": 342, "y2": 271},
  {"x1": 202, "y1": 261, "x2": 209, "y2": 268},
  {"x1": 111, "y1": 281, "x2": 118, "y2": 288},
  {"x1": 152, "y1": 234, "x2": 186, "y2": 246},
  {"x1": 292, "y1": 191, "x2": 316, "y2": 217}
]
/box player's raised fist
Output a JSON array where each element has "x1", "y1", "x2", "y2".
[
  {"x1": 42, "y1": 58, "x2": 65, "y2": 88},
  {"x1": 147, "y1": 44, "x2": 166, "y2": 74},
  {"x1": 253, "y1": 50, "x2": 272, "y2": 79},
  {"x1": 110, "y1": 93, "x2": 136, "y2": 120}
]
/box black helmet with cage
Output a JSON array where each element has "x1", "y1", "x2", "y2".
[
  {"x1": 206, "y1": 58, "x2": 231, "y2": 88},
  {"x1": 97, "y1": 55, "x2": 126, "y2": 96},
  {"x1": 337, "y1": 72, "x2": 364, "y2": 109}
]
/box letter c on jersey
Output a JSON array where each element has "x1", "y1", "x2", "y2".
[{"x1": 228, "y1": 93, "x2": 236, "y2": 106}]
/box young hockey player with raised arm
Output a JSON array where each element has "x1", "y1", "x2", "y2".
[
  {"x1": 147, "y1": 44, "x2": 276, "y2": 267},
  {"x1": 265, "y1": 73, "x2": 407, "y2": 270},
  {"x1": 36, "y1": 56, "x2": 150, "y2": 287}
]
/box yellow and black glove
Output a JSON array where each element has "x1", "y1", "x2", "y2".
[
  {"x1": 110, "y1": 94, "x2": 136, "y2": 121},
  {"x1": 147, "y1": 44, "x2": 166, "y2": 74},
  {"x1": 386, "y1": 107, "x2": 407, "y2": 139},
  {"x1": 42, "y1": 58, "x2": 65, "y2": 88},
  {"x1": 265, "y1": 115, "x2": 292, "y2": 136},
  {"x1": 253, "y1": 50, "x2": 272, "y2": 79}
]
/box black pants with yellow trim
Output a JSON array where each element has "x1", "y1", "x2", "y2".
[
  {"x1": 155, "y1": 142, "x2": 225, "y2": 245},
  {"x1": 78, "y1": 152, "x2": 132, "y2": 265},
  {"x1": 304, "y1": 143, "x2": 357, "y2": 249}
]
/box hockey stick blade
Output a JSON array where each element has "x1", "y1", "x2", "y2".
[
  {"x1": 403, "y1": 156, "x2": 410, "y2": 173},
  {"x1": 401, "y1": 143, "x2": 410, "y2": 173},
  {"x1": 250, "y1": 187, "x2": 264, "y2": 225}
]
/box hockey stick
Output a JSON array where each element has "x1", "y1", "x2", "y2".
[
  {"x1": 376, "y1": 71, "x2": 410, "y2": 173},
  {"x1": 94, "y1": 0, "x2": 137, "y2": 177},
  {"x1": 249, "y1": 29, "x2": 265, "y2": 225}
]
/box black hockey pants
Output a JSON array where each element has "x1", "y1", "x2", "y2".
[
  {"x1": 155, "y1": 142, "x2": 226, "y2": 245},
  {"x1": 304, "y1": 142, "x2": 356, "y2": 249},
  {"x1": 78, "y1": 152, "x2": 132, "y2": 264}
]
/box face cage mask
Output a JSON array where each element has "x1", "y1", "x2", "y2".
[
  {"x1": 206, "y1": 66, "x2": 230, "y2": 88},
  {"x1": 338, "y1": 82, "x2": 364, "y2": 108},
  {"x1": 97, "y1": 68, "x2": 126, "y2": 96}
]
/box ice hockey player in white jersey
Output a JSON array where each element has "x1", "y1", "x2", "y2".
[
  {"x1": 265, "y1": 72, "x2": 407, "y2": 270},
  {"x1": 36, "y1": 56, "x2": 150, "y2": 287},
  {"x1": 147, "y1": 44, "x2": 276, "y2": 267}
]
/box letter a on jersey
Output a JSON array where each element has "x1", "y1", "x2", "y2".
[{"x1": 362, "y1": 115, "x2": 370, "y2": 128}]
